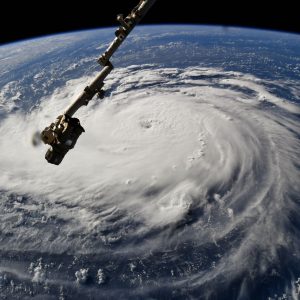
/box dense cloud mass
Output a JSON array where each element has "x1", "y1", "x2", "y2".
[{"x1": 0, "y1": 63, "x2": 299, "y2": 299}]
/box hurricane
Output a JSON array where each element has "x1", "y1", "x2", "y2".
[{"x1": 0, "y1": 26, "x2": 300, "y2": 299}]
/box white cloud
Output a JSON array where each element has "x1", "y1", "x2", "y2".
[{"x1": 0, "y1": 65, "x2": 299, "y2": 293}]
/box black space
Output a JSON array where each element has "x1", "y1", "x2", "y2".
[{"x1": 1, "y1": 1, "x2": 299, "y2": 45}]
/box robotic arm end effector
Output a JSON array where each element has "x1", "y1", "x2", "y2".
[{"x1": 41, "y1": 115, "x2": 85, "y2": 165}]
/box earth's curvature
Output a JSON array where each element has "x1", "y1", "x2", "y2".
[{"x1": 0, "y1": 25, "x2": 300, "y2": 300}]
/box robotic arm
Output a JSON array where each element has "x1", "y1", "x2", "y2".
[{"x1": 41, "y1": 0, "x2": 157, "y2": 165}]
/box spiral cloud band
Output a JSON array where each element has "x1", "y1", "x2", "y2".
[{"x1": 0, "y1": 65, "x2": 299, "y2": 299}]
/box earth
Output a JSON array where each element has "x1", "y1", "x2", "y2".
[{"x1": 0, "y1": 25, "x2": 300, "y2": 300}]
